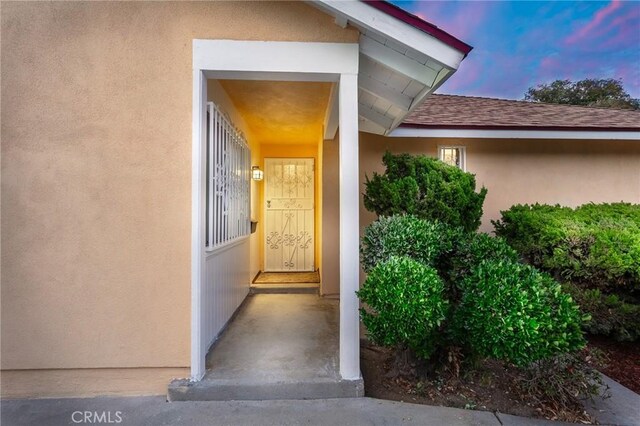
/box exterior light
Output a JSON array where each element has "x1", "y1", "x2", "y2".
[{"x1": 252, "y1": 166, "x2": 264, "y2": 181}]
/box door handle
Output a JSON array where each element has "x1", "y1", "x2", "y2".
[{"x1": 267, "y1": 200, "x2": 271, "y2": 208}]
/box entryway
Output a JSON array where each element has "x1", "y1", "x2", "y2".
[
  {"x1": 168, "y1": 294, "x2": 364, "y2": 401},
  {"x1": 264, "y1": 158, "x2": 315, "y2": 272},
  {"x1": 251, "y1": 271, "x2": 321, "y2": 294}
]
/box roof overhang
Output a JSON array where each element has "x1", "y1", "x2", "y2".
[
  {"x1": 311, "y1": 0, "x2": 472, "y2": 137},
  {"x1": 390, "y1": 127, "x2": 640, "y2": 140}
]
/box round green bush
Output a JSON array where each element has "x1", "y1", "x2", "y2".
[
  {"x1": 449, "y1": 233, "x2": 520, "y2": 283},
  {"x1": 364, "y1": 152, "x2": 487, "y2": 232},
  {"x1": 452, "y1": 260, "x2": 586, "y2": 366},
  {"x1": 357, "y1": 256, "x2": 448, "y2": 360},
  {"x1": 360, "y1": 215, "x2": 454, "y2": 273}
]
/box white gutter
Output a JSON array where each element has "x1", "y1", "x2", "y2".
[{"x1": 389, "y1": 127, "x2": 640, "y2": 140}]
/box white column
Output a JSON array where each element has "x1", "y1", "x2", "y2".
[
  {"x1": 338, "y1": 72, "x2": 360, "y2": 380},
  {"x1": 191, "y1": 68, "x2": 207, "y2": 381}
]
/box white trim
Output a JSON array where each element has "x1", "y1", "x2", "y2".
[
  {"x1": 390, "y1": 127, "x2": 640, "y2": 140},
  {"x1": 194, "y1": 40, "x2": 358, "y2": 78},
  {"x1": 438, "y1": 145, "x2": 466, "y2": 172},
  {"x1": 192, "y1": 39, "x2": 360, "y2": 382},
  {"x1": 205, "y1": 235, "x2": 251, "y2": 259},
  {"x1": 191, "y1": 68, "x2": 207, "y2": 381},
  {"x1": 339, "y1": 72, "x2": 361, "y2": 381},
  {"x1": 358, "y1": 102, "x2": 395, "y2": 129},
  {"x1": 359, "y1": 35, "x2": 438, "y2": 86},
  {"x1": 323, "y1": 83, "x2": 339, "y2": 140},
  {"x1": 358, "y1": 73, "x2": 412, "y2": 111},
  {"x1": 314, "y1": 0, "x2": 466, "y2": 69}
]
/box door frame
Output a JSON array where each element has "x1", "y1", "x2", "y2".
[
  {"x1": 263, "y1": 157, "x2": 315, "y2": 273},
  {"x1": 192, "y1": 39, "x2": 360, "y2": 382}
]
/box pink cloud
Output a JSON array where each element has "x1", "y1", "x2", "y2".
[
  {"x1": 412, "y1": 1, "x2": 492, "y2": 41},
  {"x1": 565, "y1": 0, "x2": 622, "y2": 45},
  {"x1": 598, "y1": 9, "x2": 640, "y2": 49},
  {"x1": 445, "y1": 58, "x2": 482, "y2": 91}
]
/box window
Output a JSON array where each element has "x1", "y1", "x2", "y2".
[
  {"x1": 439, "y1": 146, "x2": 466, "y2": 171},
  {"x1": 206, "y1": 102, "x2": 251, "y2": 251}
]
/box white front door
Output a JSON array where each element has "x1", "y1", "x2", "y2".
[{"x1": 264, "y1": 158, "x2": 315, "y2": 271}]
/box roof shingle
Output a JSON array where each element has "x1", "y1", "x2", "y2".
[{"x1": 402, "y1": 94, "x2": 640, "y2": 131}]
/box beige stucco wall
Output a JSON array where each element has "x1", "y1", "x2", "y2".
[
  {"x1": 359, "y1": 134, "x2": 640, "y2": 233},
  {"x1": 321, "y1": 134, "x2": 340, "y2": 295},
  {"x1": 1, "y1": 1, "x2": 358, "y2": 397}
]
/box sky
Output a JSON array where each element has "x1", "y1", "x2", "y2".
[{"x1": 391, "y1": 0, "x2": 640, "y2": 100}]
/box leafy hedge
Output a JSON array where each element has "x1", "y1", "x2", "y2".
[
  {"x1": 493, "y1": 203, "x2": 640, "y2": 294},
  {"x1": 452, "y1": 260, "x2": 586, "y2": 366},
  {"x1": 449, "y1": 233, "x2": 519, "y2": 284},
  {"x1": 563, "y1": 282, "x2": 640, "y2": 342},
  {"x1": 364, "y1": 152, "x2": 487, "y2": 232},
  {"x1": 357, "y1": 256, "x2": 448, "y2": 359},
  {"x1": 358, "y1": 214, "x2": 586, "y2": 366},
  {"x1": 360, "y1": 215, "x2": 454, "y2": 273}
]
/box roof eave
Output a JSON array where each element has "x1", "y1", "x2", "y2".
[
  {"x1": 397, "y1": 124, "x2": 640, "y2": 132},
  {"x1": 361, "y1": 0, "x2": 472, "y2": 57}
]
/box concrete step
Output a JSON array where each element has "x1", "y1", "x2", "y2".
[
  {"x1": 167, "y1": 377, "x2": 364, "y2": 401},
  {"x1": 249, "y1": 283, "x2": 319, "y2": 294}
]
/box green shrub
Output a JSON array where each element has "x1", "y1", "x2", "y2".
[
  {"x1": 563, "y1": 282, "x2": 640, "y2": 342},
  {"x1": 360, "y1": 215, "x2": 455, "y2": 273},
  {"x1": 449, "y1": 233, "x2": 520, "y2": 283},
  {"x1": 357, "y1": 256, "x2": 449, "y2": 360},
  {"x1": 452, "y1": 260, "x2": 586, "y2": 366},
  {"x1": 364, "y1": 152, "x2": 487, "y2": 232},
  {"x1": 493, "y1": 203, "x2": 640, "y2": 293}
]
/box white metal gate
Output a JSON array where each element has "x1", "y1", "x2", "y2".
[{"x1": 264, "y1": 158, "x2": 315, "y2": 271}]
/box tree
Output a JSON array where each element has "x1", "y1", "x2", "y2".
[{"x1": 524, "y1": 78, "x2": 640, "y2": 110}]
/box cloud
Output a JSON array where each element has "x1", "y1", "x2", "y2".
[
  {"x1": 397, "y1": 0, "x2": 640, "y2": 99},
  {"x1": 565, "y1": 0, "x2": 623, "y2": 45},
  {"x1": 409, "y1": 1, "x2": 493, "y2": 42}
]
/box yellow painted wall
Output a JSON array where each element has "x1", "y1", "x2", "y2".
[{"x1": 1, "y1": 0, "x2": 358, "y2": 397}]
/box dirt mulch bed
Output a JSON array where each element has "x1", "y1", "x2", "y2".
[
  {"x1": 361, "y1": 341, "x2": 595, "y2": 424},
  {"x1": 588, "y1": 336, "x2": 640, "y2": 394}
]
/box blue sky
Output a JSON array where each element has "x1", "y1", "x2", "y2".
[{"x1": 391, "y1": 1, "x2": 640, "y2": 100}]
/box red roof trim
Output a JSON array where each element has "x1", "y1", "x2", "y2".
[
  {"x1": 362, "y1": 1, "x2": 473, "y2": 55},
  {"x1": 398, "y1": 123, "x2": 640, "y2": 132}
]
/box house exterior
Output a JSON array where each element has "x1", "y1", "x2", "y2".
[
  {"x1": 363, "y1": 94, "x2": 640, "y2": 234},
  {"x1": 1, "y1": 1, "x2": 638, "y2": 400}
]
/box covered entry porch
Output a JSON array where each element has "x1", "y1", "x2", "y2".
[
  {"x1": 169, "y1": 294, "x2": 361, "y2": 400},
  {"x1": 187, "y1": 0, "x2": 469, "y2": 401}
]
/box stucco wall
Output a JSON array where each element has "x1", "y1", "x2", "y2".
[
  {"x1": 1, "y1": 1, "x2": 358, "y2": 396},
  {"x1": 359, "y1": 134, "x2": 640, "y2": 233},
  {"x1": 321, "y1": 134, "x2": 340, "y2": 295}
]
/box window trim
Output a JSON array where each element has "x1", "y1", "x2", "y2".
[{"x1": 438, "y1": 145, "x2": 466, "y2": 171}]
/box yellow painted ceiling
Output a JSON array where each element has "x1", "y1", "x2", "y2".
[{"x1": 219, "y1": 80, "x2": 332, "y2": 145}]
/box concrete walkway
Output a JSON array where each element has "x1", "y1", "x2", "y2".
[
  {"x1": 3, "y1": 374, "x2": 637, "y2": 425},
  {"x1": 1, "y1": 396, "x2": 571, "y2": 426},
  {"x1": 169, "y1": 294, "x2": 363, "y2": 401},
  {"x1": 583, "y1": 375, "x2": 640, "y2": 426}
]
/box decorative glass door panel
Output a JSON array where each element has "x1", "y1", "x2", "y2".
[{"x1": 264, "y1": 158, "x2": 315, "y2": 271}]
